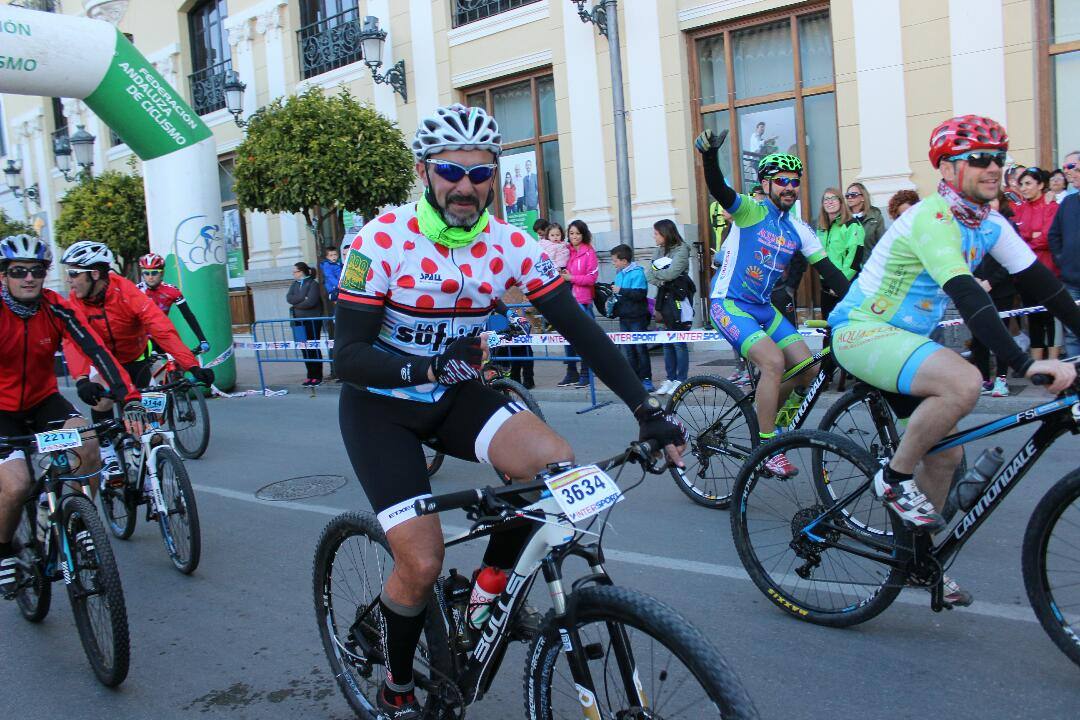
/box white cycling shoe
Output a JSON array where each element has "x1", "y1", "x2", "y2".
[{"x1": 871, "y1": 469, "x2": 944, "y2": 532}]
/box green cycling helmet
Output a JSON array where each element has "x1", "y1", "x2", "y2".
[{"x1": 757, "y1": 153, "x2": 803, "y2": 181}]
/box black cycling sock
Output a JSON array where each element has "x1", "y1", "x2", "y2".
[
  {"x1": 884, "y1": 464, "x2": 914, "y2": 484},
  {"x1": 379, "y1": 595, "x2": 426, "y2": 690},
  {"x1": 0, "y1": 541, "x2": 13, "y2": 558},
  {"x1": 482, "y1": 520, "x2": 534, "y2": 571}
]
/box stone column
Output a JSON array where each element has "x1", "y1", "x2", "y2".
[
  {"x1": 408, "y1": 0, "x2": 439, "y2": 122},
  {"x1": 948, "y1": 0, "x2": 1007, "y2": 123}
]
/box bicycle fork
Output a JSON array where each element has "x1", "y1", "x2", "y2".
[
  {"x1": 143, "y1": 441, "x2": 177, "y2": 558},
  {"x1": 541, "y1": 557, "x2": 648, "y2": 718}
]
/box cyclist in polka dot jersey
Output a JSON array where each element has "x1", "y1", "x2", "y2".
[{"x1": 333, "y1": 104, "x2": 687, "y2": 718}]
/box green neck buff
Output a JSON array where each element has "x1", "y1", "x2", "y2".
[{"x1": 416, "y1": 195, "x2": 489, "y2": 249}]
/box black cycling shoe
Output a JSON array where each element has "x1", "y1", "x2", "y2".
[
  {"x1": 509, "y1": 603, "x2": 543, "y2": 641},
  {"x1": 377, "y1": 682, "x2": 422, "y2": 720}
]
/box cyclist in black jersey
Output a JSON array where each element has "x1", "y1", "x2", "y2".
[{"x1": 334, "y1": 104, "x2": 686, "y2": 718}]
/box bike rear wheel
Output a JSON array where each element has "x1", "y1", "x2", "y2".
[
  {"x1": 664, "y1": 375, "x2": 759, "y2": 509},
  {"x1": 490, "y1": 377, "x2": 545, "y2": 485},
  {"x1": 155, "y1": 448, "x2": 201, "y2": 574},
  {"x1": 731, "y1": 430, "x2": 909, "y2": 627},
  {"x1": 168, "y1": 382, "x2": 211, "y2": 459},
  {"x1": 313, "y1": 512, "x2": 452, "y2": 719},
  {"x1": 13, "y1": 501, "x2": 50, "y2": 622},
  {"x1": 63, "y1": 494, "x2": 130, "y2": 686},
  {"x1": 525, "y1": 585, "x2": 759, "y2": 719},
  {"x1": 1023, "y1": 469, "x2": 1080, "y2": 669}
]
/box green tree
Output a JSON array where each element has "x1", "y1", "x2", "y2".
[
  {"x1": 0, "y1": 209, "x2": 35, "y2": 238},
  {"x1": 55, "y1": 170, "x2": 149, "y2": 278},
  {"x1": 233, "y1": 87, "x2": 415, "y2": 254}
]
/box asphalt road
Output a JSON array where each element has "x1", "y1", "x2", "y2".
[{"x1": 4, "y1": 387, "x2": 1080, "y2": 719}]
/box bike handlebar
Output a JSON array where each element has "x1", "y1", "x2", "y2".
[{"x1": 0, "y1": 418, "x2": 122, "y2": 449}]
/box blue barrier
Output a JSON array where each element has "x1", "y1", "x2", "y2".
[{"x1": 251, "y1": 315, "x2": 334, "y2": 393}]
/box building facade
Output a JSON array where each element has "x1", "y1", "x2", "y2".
[{"x1": 1, "y1": 0, "x2": 1076, "y2": 321}]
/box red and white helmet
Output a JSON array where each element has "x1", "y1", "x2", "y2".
[
  {"x1": 139, "y1": 252, "x2": 165, "y2": 270},
  {"x1": 928, "y1": 115, "x2": 1008, "y2": 168}
]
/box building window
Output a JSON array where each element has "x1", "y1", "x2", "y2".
[
  {"x1": 187, "y1": 0, "x2": 231, "y2": 116},
  {"x1": 1039, "y1": 0, "x2": 1080, "y2": 166},
  {"x1": 453, "y1": 0, "x2": 543, "y2": 28},
  {"x1": 297, "y1": 1, "x2": 363, "y2": 80},
  {"x1": 690, "y1": 3, "x2": 837, "y2": 313},
  {"x1": 464, "y1": 71, "x2": 562, "y2": 231},
  {"x1": 50, "y1": 97, "x2": 68, "y2": 162}
]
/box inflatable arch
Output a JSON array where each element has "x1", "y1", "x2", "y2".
[{"x1": 0, "y1": 5, "x2": 235, "y2": 387}]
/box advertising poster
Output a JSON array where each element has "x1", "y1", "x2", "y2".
[
  {"x1": 222, "y1": 207, "x2": 245, "y2": 289},
  {"x1": 739, "y1": 105, "x2": 797, "y2": 194},
  {"x1": 499, "y1": 150, "x2": 540, "y2": 238}
]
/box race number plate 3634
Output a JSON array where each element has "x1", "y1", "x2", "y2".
[
  {"x1": 35, "y1": 428, "x2": 83, "y2": 453},
  {"x1": 544, "y1": 464, "x2": 623, "y2": 523}
]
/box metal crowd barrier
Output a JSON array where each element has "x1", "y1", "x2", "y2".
[{"x1": 250, "y1": 315, "x2": 334, "y2": 393}]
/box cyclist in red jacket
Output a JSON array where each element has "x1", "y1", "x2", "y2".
[
  {"x1": 0, "y1": 234, "x2": 145, "y2": 596},
  {"x1": 136, "y1": 252, "x2": 211, "y2": 356},
  {"x1": 60, "y1": 241, "x2": 213, "y2": 482}
]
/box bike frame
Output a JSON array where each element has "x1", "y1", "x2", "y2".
[
  {"x1": 120, "y1": 425, "x2": 181, "y2": 555},
  {"x1": 738, "y1": 346, "x2": 836, "y2": 435}
]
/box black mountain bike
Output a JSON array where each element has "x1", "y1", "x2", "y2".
[
  {"x1": 149, "y1": 352, "x2": 211, "y2": 459},
  {"x1": 1, "y1": 420, "x2": 130, "y2": 686},
  {"x1": 314, "y1": 440, "x2": 759, "y2": 719},
  {"x1": 730, "y1": 368, "x2": 1080, "y2": 668},
  {"x1": 666, "y1": 321, "x2": 898, "y2": 508}
]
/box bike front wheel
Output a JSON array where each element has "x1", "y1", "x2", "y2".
[
  {"x1": 665, "y1": 375, "x2": 759, "y2": 509},
  {"x1": 155, "y1": 448, "x2": 201, "y2": 574},
  {"x1": 490, "y1": 377, "x2": 545, "y2": 485},
  {"x1": 169, "y1": 382, "x2": 211, "y2": 459},
  {"x1": 1023, "y1": 468, "x2": 1080, "y2": 669},
  {"x1": 63, "y1": 494, "x2": 130, "y2": 687},
  {"x1": 313, "y1": 512, "x2": 452, "y2": 719},
  {"x1": 13, "y1": 501, "x2": 50, "y2": 622},
  {"x1": 525, "y1": 585, "x2": 759, "y2": 719}
]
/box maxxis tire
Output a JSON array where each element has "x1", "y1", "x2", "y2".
[
  {"x1": 63, "y1": 494, "x2": 130, "y2": 687},
  {"x1": 665, "y1": 375, "x2": 759, "y2": 509},
  {"x1": 731, "y1": 429, "x2": 909, "y2": 628},
  {"x1": 156, "y1": 448, "x2": 201, "y2": 574},
  {"x1": 14, "y1": 502, "x2": 50, "y2": 622},
  {"x1": 1023, "y1": 468, "x2": 1080, "y2": 669},
  {"x1": 170, "y1": 384, "x2": 211, "y2": 460},
  {"x1": 490, "y1": 378, "x2": 546, "y2": 485},
  {"x1": 312, "y1": 511, "x2": 453, "y2": 719},
  {"x1": 524, "y1": 585, "x2": 759, "y2": 719}
]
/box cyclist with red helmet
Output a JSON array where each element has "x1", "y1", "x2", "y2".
[
  {"x1": 829, "y1": 115, "x2": 1080, "y2": 606},
  {"x1": 136, "y1": 252, "x2": 210, "y2": 356}
]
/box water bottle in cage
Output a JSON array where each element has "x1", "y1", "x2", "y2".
[
  {"x1": 949, "y1": 447, "x2": 1005, "y2": 513},
  {"x1": 468, "y1": 566, "x2": 508, "y2": 629}
]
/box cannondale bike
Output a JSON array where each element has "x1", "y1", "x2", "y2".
[
  {"x1": 730, "y1": 363, "x2": 1080, "y2": 668},
  {"x1": 314, "y1": 439, "x2": 759, "y2": 719}
]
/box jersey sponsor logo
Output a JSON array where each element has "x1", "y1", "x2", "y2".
[
  {"x1": 420, "y1": 271, "x2": 443, "y2": 282},
  {"x1": 870, "y1": 298, "x2": 891, "y2": 315},
  {"x1": 391, "y1": 319, "x2": 483, "y2": 352},
  {"x1": 745, "y1": 265, "x2": 765, "y2": 283},
  {"x1": 341, "y1": 251, "x2": 372, "y2": 293}
]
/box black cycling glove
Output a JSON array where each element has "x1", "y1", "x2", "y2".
[
  {"x1": 634, "y1": 396, "x2": 688, "y2": 448},
  {"x1": 76, "y1": 378, "x2": 107, "y2": 406},
  {"x1": 429, "y1": 336, "x2": 484, "y2": 385},
  {"x1": 189, "y1": 367, "x2": 215, "y2": 386}
]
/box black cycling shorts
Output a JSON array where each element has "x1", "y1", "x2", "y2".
[
  {"x1": 339, "y1": 381, "x2": 527, "y2": 532},
  {"x1": 0, "y1": 393, "x2": 82, "y2": 463}
]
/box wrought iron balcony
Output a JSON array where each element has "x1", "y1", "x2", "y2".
[
  {"x1": 297, "y1": 7, "x2": 363, "y2": 80},
  {"x1": 8, "y1": 0, "x2": 62, "y2": 11},
  {"x1": 452, "y1": 0, "x2": 542, "y2": 28},
  {"x1": 188, "y1": 59, "x2": 232, "y2": 116}
]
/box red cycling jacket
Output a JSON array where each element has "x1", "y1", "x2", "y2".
[
  {"x1": 137, "y1": 280, "x2": 184, "y2": 314},
  {"x1": 65, "y1": 272, "x2": 198, "y2": 377},
  {"x1": 0, "y1": 288, "x2": 137, "y2": 412}
]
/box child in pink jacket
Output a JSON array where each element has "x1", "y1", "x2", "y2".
[{"x1": 538, "y1": 222, "x2": 570, "y2": 270}]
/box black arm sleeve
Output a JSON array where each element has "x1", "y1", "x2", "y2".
[
  {"x1": 702, "y1": 148, "x2": 738, "y2": 211},
  {"x1": 176, "y1": 300, "x2": 207, "y2": 343},
  {"x1": 811, "y1": 258, "x2": 850, "y2": 297},
  {"x1": 532, "y1": 284, "x2": 650, "y2": 411},
  {"x1": 1012, "y1": 260, "x2": 1080, "y2": 340},
  {"x1": 51, "y1": 302, "x2": 133, "y2": 400},
  {"x1": 333, "y1": 304, "x2": 433, "y2": 389},
  {"x1": 943, "y1": 274, "x2": 1031, "y2": 375}
]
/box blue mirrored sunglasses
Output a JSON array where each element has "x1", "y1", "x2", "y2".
[
  {"x1": 425, "y1": 160, "x2": 498, "y2": 184},
  {"x1": 947, "y1": 151, "x2": 1007, "y2": 168},
  {"x1": 770, "y1": 177, "x2": 801, "y2": 188}
]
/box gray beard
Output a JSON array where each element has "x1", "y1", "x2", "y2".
[{"x1": 444, "y1": 206, "x2": 480, "y2": 228}]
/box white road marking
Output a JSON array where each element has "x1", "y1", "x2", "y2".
[{"x1": 193, "y1": 483, "x2": 1038, "y2": 625}]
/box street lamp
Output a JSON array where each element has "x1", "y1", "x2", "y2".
[
  {"x1": 54, "y1": 125, "x2": 96, "y2": 181},
  {"x1": 224, "y1": 70, "x2": 249, "y2": 129},
  {"x1": 572, "y1": 1, "x2": 632, "y2": 245},
  {"x1": 359, "y1": 16, "x2": 407, "y2": 103},
  {"x1": 3, "y1": 159, "x2": 41, "y2": 206}
]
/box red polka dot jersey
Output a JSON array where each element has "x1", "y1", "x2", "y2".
[{"x1": 337, "y1": 203, "x2": 563, "y2": 402}]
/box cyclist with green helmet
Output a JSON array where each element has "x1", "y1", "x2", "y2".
[{"x1": 695, "y1": 129, "x2": 851, "y2": 476}]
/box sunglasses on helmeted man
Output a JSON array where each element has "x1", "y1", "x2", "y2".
[
  {"x1": 1065, "y1": 163, "x2": 1079, "y2": 171},
  {"x1": 425, "y1": 159, "x2": 498, "y2": 184},
  {"x1": 947, "y1": 151, "x2": 1007, "y2": 168},
  {"x1": 142, "y1": 269, "x2": 162, "y2": 276},
  {"x1": 5, "y1": 265, "x2": 48, "y2": 279},
  {"x1": 770, "y1": 177, "x2": 800, "y2": 188}
]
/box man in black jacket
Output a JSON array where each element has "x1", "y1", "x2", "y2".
[{"x1": 1048, "y1": 150, "x2": 1080, "y2": 357}]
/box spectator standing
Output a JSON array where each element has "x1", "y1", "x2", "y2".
[
  {"x1": 319, "y1": 245, "x2": 343, "y2": 378},
  {"x1": 1050, "y1": 169, "x2": 1069, "y2": 203},
  {"x1": 523, "y1": 159, "x2": 540, "y2": 211},
  {"x1": 844, "y1": 182, "x2": 885, "y2": 252},
  {"x1": 887, "y1": 189, "x2": 920, "y2": 220},
  {"x1": 490, "y1": 287, "x2": 536, "y2": 388},
  {"x1": 817, "y1": 187, "x2": 866, "y2": 320},
  {"x1": 557, "y1": 220, "x2": 599, "y2": 388},
  {"x1": 609, "y1": 244, "x2": 654, "y2": 391},
  {"x1": 647, "y1": 219, "x2": 693, "y2": 395},
  {"x1": 972, "y1": 194, "x2": 1021, "y2": 397},
  {"x1": 1014, "y1": 167, "x2": 1061, "y2": 361},
  {"x1": 539, "y1": 222, "x2": 569, "y2": 270},
  {"x1": 1049, "y1": 150, "x2": 1080, "y2": 356},
  {"x1": 287, "y1": 262, "x2": 324, "y2": 386},
  {"x1": 502, "y1": 171, "x2": 517, "y2": 212},
  {"x1": 532, "y1": 217, "x2": 550, "y2": 240}
]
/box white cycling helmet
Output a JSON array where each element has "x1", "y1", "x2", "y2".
[
  {"x1": 61, "y1": 240, "x2": 115, "y2": 268},
  {"x1": 0, "y1": 233, "x2": 52, "y2": 265},
  {"x1": 412, "y1": 104, "x2": 501, "y2": 161}
]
